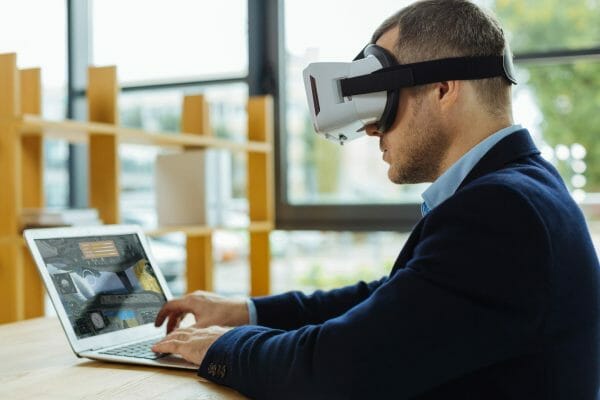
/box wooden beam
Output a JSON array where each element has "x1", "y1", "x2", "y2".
[
  {"x1": 88, "y1": 66, "x2": 120, "y2": 224},
  {"x1": 182, "y1": 94, "x2": 211, "y2": 136},
  {"x1": 19, "y1": 115, "x2": 272, "y2": 152},
  {"x1": 247, "y1": 96, "x2": 274, "y2": 296},
  {"x1": 249, "y1": 231, "x2": 270, "y2": 296},
  {"x1": 20, "y1": 69, "x2": 44, "y2": 209},
  {"x1": 19, "y1": 68, "x2": 44, "y2": 319},
  {"x1": 182, "y1": 94, "x2": 214, "y2": 292},
  {"x1": 185, "y1": 234, "x2": 213, "y2": 293},
  {"x1": 0, "y1": 53, "x2": 24, "y2": 322}
]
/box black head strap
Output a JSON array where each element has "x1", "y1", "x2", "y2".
[{"x1": 342, "y1": 45, "x2": 516, "y2": 98}]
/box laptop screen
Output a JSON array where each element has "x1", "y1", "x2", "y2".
[{"x1": 35, "y1": 234, "x2": 167, "y2": 339}]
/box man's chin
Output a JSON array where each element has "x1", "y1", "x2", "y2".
[{"x1": 388, "y1": 166, "x2": 430, "y2": 185}]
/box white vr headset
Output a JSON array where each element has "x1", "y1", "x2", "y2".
[{"x1": 303, "y1": 44, "x2": 517, "y2": 145}]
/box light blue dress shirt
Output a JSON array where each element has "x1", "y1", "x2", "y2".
[
  {"x1": 247, "y1": 298, "x2": 258, "y2": 325},
  {"x1": 421, "y1": 124, "x2": 523, "y2": 216},
  {"x1": 246, "y1": 124, "x2": 523, "y2": 325}
]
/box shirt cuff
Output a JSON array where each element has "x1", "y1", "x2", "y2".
[{"x1": 246, "y1": 298, "x2": 258, "y2": 325}]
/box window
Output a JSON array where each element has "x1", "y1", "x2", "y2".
[
  {"x1": 84, "y1": 2, "x2": 250, "y2": 296},
  {"x1": 494, "y1": 0, "x2": 600, "y2": 54},
  {"x1": 493, "y1": 0, "x2": 600, "y2": 251},
  {"x1": 63, "y1": 1, "x2": 599, "y2": 297},
  {"x1": 0, "y1": 0, "x2": 69, "y2": 207},
  {"x1": 278, "y1": 0, "x2": 600, "y2": 232},
  {"x1": 283, "y1": 0, "x2": 425, "y2": 206},
  {"x1": 92, "y1": 0, "x2": 248, "y2": 84}
]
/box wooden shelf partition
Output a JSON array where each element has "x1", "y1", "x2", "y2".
[
  {"x1": 19, "y1": 115, "x2": 272, "y2": 153},
  {"x1": 0, "y1": 52, "x2": 275, "y2": 323}
]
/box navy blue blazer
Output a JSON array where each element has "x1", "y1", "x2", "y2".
[{"x1": 199, "y1": 130, "x2": 600, "y2": 399}]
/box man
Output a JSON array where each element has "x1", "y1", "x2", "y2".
[{"x1": 152, "y1": 1, "x2": 600, "y2": 398}]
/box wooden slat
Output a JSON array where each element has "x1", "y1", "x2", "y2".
[
  {"x1": 19, "y1": 68, "x2": 44, "y2": 318},
  {"x1": 20, "y1": 69, "x2": 43, "y2": 209},
  {"x1": 144, "y1": 221, "x2": 273, "y2": 238},
  {"x1": 22, "y1": 247, "x2": 43, "y2": 318},
  {"x1": 249, "y1": 232, "x2": 270, "y2": 296},
  {"x1": 88, "y1": 66, "x2": 120, "y2": 225},
  {"x1": 247, "y1": 96, "x2": 274, "y2": 296},
  {"x1": 247, "y1": 96, "x2": 275, "y2": 222},
  {"x1": 19, "y1": 115, "x2": 272, "y2": 152},
  {"x1": 182, "y1": 94, "x2": 211, "y2": 136},
  {"x1": 182, "y1": 94, "x2": 214, "y2": 292},
  {"x1": 186, "y1": 234, "x2": 213, "y2": 293},
  {"x1": 0, "y1": 53, "x2": 24, "y2": 322}
]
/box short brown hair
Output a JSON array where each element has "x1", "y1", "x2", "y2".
[{"x1": 372, "y1": 0, "x2": 511, "y2": 117}]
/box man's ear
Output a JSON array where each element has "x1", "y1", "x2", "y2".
[{"x1": 435, "y1": 80, "x2": 460, "y2": 109}]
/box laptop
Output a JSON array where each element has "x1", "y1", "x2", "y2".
[{"x1": 24, "y1": 225, "x2": 197, "y2": 370}]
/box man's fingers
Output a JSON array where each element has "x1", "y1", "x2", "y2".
[
  {"x1": 155, "y1": 300, "x2": 185, "y2": 327},
  {"x1": 166, "y1": 315, "x2": 184, "y2": 334},
  {"x1": 163, "y1": 329, "x2": 191, "y2": 342},
  {"x1": 151, "y1": 339, "x2": 186, "y2": 354}
]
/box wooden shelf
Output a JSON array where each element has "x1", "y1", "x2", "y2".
[
  {"x1": 0, "y1": 235, "x2": 24, "y2": 246},
  {"x1": 19, "y1": 114, "x2": 272, "y2": 153},
  {"x1": 145, "y1": 221, "x2": 274, "y2": 237},
  {"x1": 0, "y1": 56, "x2": 275, "y2": 323}
]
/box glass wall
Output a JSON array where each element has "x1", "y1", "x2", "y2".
[
  {"x1": 277, "y1": 0, "x2": 599, "y2": 290},
  {"x1": 68, "y1": 1, "x2": 600, "y2": 297},
  {"x1": 284, "y1": 0, "x2": 424, "y2": 205},
  {"x1": 0, "y1": 0, "x2": 69, "y2": 207},
  {"x1": 493, "y1": 0, "x2": 600, "y2": 251},
  {"x1": 92, "y1": 0, "x2": 248, "y2": 84}
]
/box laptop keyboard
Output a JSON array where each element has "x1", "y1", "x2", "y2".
[{"x1": 99, "y1": 338, "x2": 167, "y2": 360}]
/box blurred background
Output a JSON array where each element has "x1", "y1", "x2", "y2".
[{"x1": 1, "y1": 0, "x2": 598, "y2": 302}]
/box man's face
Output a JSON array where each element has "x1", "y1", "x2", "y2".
[{"x1": 365, "y1": 27, "x2": 450, "y2": 184}]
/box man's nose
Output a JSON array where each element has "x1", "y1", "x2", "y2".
[{"x1": 365, "y1": 124, "x2": 382, "y2": 137}]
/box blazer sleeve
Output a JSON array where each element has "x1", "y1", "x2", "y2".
[
  {"x1": 251, "y1": 277, "x2": 387, "y2": 330},
  {"x1": 198, "y1": 184, "x2": 551, "y2": 399}
]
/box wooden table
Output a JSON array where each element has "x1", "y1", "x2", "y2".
[{"x1": 0, "y1": 317, "x2": 246, "y2": 399}]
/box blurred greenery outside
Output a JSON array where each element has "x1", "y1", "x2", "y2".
[
  {"x1": 495, "y1": 0, "x2": 600, "y2": 192},
  {"x1": 118, "y1": 1, "x2": 600, "y2": 290},
  {"x1": 298, "y1": 260, "x2": 394, "y2": 290}
]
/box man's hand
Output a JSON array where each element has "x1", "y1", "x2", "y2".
[
  {"x1": 155, "y1": 291, "x2": 249, "y2": 333},
  {"x1": 151, "y1": 326, "x2": 232, "y2": 365}
]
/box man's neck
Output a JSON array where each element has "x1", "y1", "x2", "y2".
[{"x1": 435, "y1": 117, "x2": 514, "y2": 180}]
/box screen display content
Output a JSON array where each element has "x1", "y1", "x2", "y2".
[{"x1": 35, "y1": 234, "x2": 167, "y2": 339}]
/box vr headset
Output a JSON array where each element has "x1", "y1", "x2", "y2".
[{"x1": 303, "y1": 44, "x2": 517, "y2": 145}]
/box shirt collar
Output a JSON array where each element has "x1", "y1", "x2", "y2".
[{"x1": 421, "y1": 124, "x2": 523, "y2": 216}]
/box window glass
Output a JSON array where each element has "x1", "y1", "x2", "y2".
[
  {"x1": 92, "y1": 0, "x2": 248, "y2": 84},
  {"x1": 284, "y1": 0, "x2": 599, "y2": 209},
  {"x1": 513, "y1": 60, "x2": 600, "y2": 248},
  {"x1": 0, "y1": 0, "x2": 68, "y2": 207},
  {"x1": 191, "y1": 230, "x2": 411, "y2": 296},
  {"x1": 284, "y1": 0, "x2": 427, "y2": 205},
  {"x1": 493, "y1": 0, "x2": 600, "y2": 53}
]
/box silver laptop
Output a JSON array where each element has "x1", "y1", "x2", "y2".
[{"x1": 24, "y1": 225, "x2": 196, "y2": 370}]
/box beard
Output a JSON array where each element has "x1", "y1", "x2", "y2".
[{"x1": 387, "y1": 102, "x2": 450, "y2": 184}]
